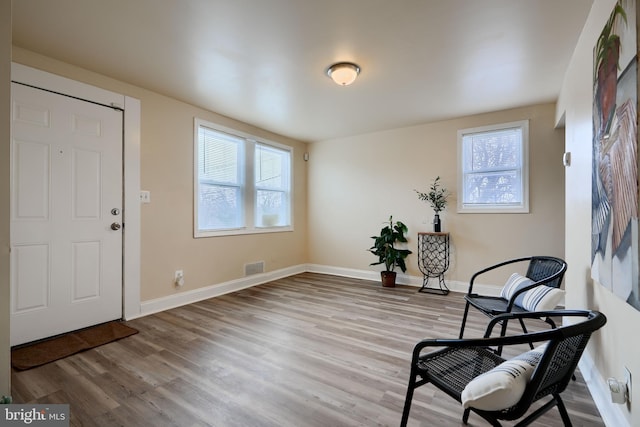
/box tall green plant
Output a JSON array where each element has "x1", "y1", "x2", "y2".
[{"x1": 368, "y1": 216, "x2": 412, "y2": 272}]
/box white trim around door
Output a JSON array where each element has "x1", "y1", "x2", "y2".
[{"x1": 11, "y1": 62, "x2": 142, "y2": 321}]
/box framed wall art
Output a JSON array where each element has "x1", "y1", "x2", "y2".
[{"x1": 592, "y1": 0, "x2": 640, "y2": 311}]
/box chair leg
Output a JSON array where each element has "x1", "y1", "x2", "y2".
[
  {"x1": 513, "y1": 395, "x2": 565, "y2": 427},
  {"x1": 462, "y1": 408, "x2": 470, "y2": 424},
  {"x1": 495, "y1": 319, "x2": 509, "y2": 355},
  {"x1": 474, "y1": 411, "x2": 503, "y2": 427},
  {"x1": 518, "y1": 317, "x2": 534, "y2": 350},
  {"x1": 545, "y1": 316, "x2": 557, "y2": 329},
  {"x1": 555, "y1": 394, "x2": 573, "y2": 427},
  {"x1": 400, "y1": 372, "x2": 418, "y2": 427},
  {"x1": 499, "y1": 318, "x2": 509, "y2": 337},
  {"x1": 459, "y1": 301, "x2": 471, "y2": 339}
]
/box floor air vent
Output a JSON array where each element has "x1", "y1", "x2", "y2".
[{"x1": 244, "y1": 261, "x2": 264, "y2": 276}]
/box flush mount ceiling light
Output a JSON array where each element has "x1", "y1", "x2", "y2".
[{"x1": 326, "y1": 62, "x2": 360, "y2": 86}]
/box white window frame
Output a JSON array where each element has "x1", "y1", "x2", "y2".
[
  {"x1": 457, "y1": 120, "x2": 529, "y2": 213},
  {"x1": 194, "y1": 118, "x2": 293, "y2": 237}
]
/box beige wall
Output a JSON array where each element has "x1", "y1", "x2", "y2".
[
  {"x1": 0, "y1": 0, "x2": 11, "y2": 396},
  {"x1": 308, "y1": 103, "x2": 565, "y2": 286},
  {"x1": 558, "y1": 0, "x2": 639, "y2": 424},
  {"x1": 11, "y1": 47, "x2": 309, "y2": 303}
]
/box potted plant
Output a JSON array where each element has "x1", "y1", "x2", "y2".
[
  {"x1": 415, "y1": 176, "x2": 450, "y2": 232},
  {"x1": 368, "y1": 216, "x2": 413, "y2": 287}
]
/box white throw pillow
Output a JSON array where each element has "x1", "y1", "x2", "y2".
[
  {"x1": 519, "y1": 286, "x2": 565, "y2": 311},
  {"x1": 500, "y1": 273, "x2": 533, "y2": 300},
  {"x1": 461, "y1": 345, "x2": 546, "y2": 411},
  {"x1": 499, "y1": 273, "x2": 565, "y2": 311}
]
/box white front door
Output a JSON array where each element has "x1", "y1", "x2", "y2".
[{"x1": 10, "y1": 82, "x2": 124, "y2": 346}]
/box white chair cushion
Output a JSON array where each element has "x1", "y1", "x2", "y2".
[{"x1": 461, "y1": 345, "x2": 546, "y2": 411}]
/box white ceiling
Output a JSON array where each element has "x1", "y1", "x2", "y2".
[{"x1": 12, "y1": 0, "x2": 593, "y2": 143}]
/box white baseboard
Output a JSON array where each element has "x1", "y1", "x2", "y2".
[
  {"x1": 305, "y1": 264, "x2": 500, "y2": 296},
  {"x1": 135, "y1": 264, "x2": 306, "y2": 319},
  {"x1": 578, "y1": 351, "x2": 631, "y2": 427},
  {"x1": 135, "y1": 263, "x2": 504, "y2": 320}
]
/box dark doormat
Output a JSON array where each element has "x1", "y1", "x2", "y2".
[{"x1": 11, "y1": 321, "x2": 138, "y2": 371}]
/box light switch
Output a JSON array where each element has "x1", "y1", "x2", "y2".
[{"x1": 140, "y1": 190, "x2": 151, "y2": 204}]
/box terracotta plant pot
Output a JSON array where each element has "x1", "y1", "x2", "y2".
[{"x1": 381, "y1": 271, "x2": 397, "y2": 287}]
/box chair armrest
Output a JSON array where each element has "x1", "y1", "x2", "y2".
[
  {"x1": 467, "y1": 256, "x2": 532, "y2": 295},
  {"x1": 412, "y1": 310, "x2": 594, "y2": 361},
  {"x1": 483, "y1": 310, "x2": 589, "y2": 337}
]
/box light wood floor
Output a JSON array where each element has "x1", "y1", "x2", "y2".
[{"x1": 12, "y1": 273, "x2": 604, "y2": 427}]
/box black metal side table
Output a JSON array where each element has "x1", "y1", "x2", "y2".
[{"x1": 417, "y1": 232, "x2": 450, "y2": 294}]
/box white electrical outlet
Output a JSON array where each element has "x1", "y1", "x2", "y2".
[
  {"x1": 608, "y1": 377, "x2": 627, "y2": 404},
  {"x1": 174, "y1": 270, "x2": 184, "y2": 286},
  {"x1": 625, "y1": 367, "x2": 632, "y2": 404}
]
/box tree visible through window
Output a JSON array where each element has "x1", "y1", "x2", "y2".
[
  {"x1": 458, "y1": 120, "x2": 529, "y2": 213},
  {"x1": 255, "y1": 143, "x2": 290, "y2": 227},
  {"x1": 197, "y1": 126, "x2": 244, "y2": 230}
]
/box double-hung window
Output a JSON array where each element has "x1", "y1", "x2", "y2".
[
  {"x1": 255, "y1": 144, "x2": 291, "y2": 228},
  {"x1": 195, "y1": 118, "x2": 292, "y2": 237},
  {"x1": 457, "y1": 120, "x2": 529, "y2": 213}
]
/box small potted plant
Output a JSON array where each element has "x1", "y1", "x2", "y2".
[
  {"x1": 368, "y1": 216, "x2": 413, "y2": 287},
  {"x1": 415, "y1": 176, "x2": 450, "y2": 232}
]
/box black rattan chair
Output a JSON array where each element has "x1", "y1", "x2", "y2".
[
  {"x1": 459, "y1": 256, "x2": 567, "y2": 344},
  {"x1": 401, "y1": 310, "x2": 606, "y2": 427}
]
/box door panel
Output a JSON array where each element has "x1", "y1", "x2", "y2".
[
  {"x1": 10, "y1": 83, "x2": 123, "y2": 346},
  {"x1": 12, "y1": 244, "x2": 49, "y2": 313},
  {"x1": 13, "y1": 139, "x2": 50, "y2": 220}
]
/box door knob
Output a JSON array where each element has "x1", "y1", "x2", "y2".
[
  {"x1": 111, "y1": 222, "x2": 121, "y2": 231},
  {"x1": 111, "y1": 208, "x2": 120, "y2": 215}
]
